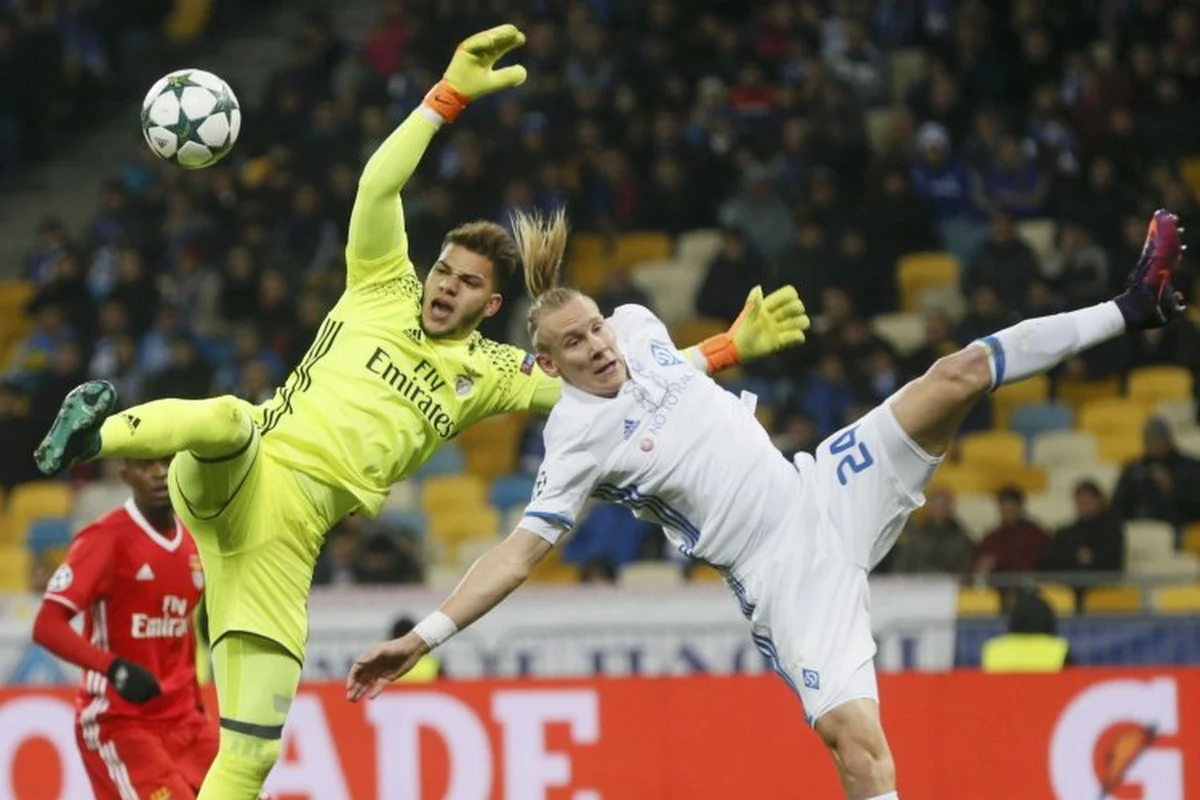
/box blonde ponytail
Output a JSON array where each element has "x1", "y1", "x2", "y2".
[{"x1": 514, "y1": 208, "x2": 583, "y2": 351}]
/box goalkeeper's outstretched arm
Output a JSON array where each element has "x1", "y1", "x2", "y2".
[{"x1": 346, "y1": 24, "x2": 527, "y2": 286}]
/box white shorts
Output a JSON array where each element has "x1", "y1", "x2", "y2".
[{"x1": 746, "y1": 403, "x2": 940, "y2": 724}]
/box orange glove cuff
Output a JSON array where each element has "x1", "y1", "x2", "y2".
[
  {"x1": 422, "y1": 80, "x2": 471, "y2": 123},
  {"x1": 697, "y1": 333, "x2": 740, "y2": 373}
]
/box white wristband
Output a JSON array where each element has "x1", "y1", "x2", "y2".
[
  {"x1": 418, "y1": 105, "x2": 447, "y2": 127},
  {"x1": 413, "y1": 611, "x2": 458, "y2": 650}
]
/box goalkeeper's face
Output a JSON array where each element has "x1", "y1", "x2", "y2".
[
  {"x1": 535, "y1": 295, "x2": 627, "y2": 398},
  {"x1": 421, "y1": 244, "x2": 503, "y2": 338}
]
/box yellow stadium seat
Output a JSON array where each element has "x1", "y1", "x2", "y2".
[
  {"x1": 1056, "y1": 377, "x2": 1121, "y2": 412},
  {"x1": 567, "y1": 254, "x2": 612, "y2": 295},
  {"x1": 929, "y1": 464, "x2": 993, "y2": 495},
  {"x1": 420, "y1": 475, "x2": 488, "y2": 514},
  {"x1": 1153, "y1": 584, "x2": 1200, "y2": 614},
  {"x1": 1038, "y1": 584, "x2": 1075, "y2": 617},
  {"x1": 1127, "y1": 365, "x2": 1193, "y2": 404},
  {"x1": 456, "y1": 413, "x2": 527, "y2": 455},
  {"x1": 1078, "y1": 398, "x2": 1152, "y2": 437},
  {"x1": 570, "y1": 232, "x2": 609, "y2": 261},
  {"x1": 1181, "y1": 156, "x2": 1200, "y2": 200},
  {"x1": 613, "y1": 231, "x2": 673, "y2": 270},
  {"x1": 991, "y1": 375, "x2": 1050, "y2": 429},
  {"x1": 686, "y1": 563, "x2": 725, "y2": 583},
  {"x1": 6, "y1": 482, "x2": 73, "y2": 543},
  {"x1": 959, "y1": 430, "x2": 1026, "y2": 467},
  {"x1": 0, "y1": 280, "x2": 34, "y2": 314},
  {"x1": 428, "y1": 507, "x2": 501, "y2": 562},
  {"x1": 670, "y1": 317, "x2": 727, "y2": 348},
  {"x1": 1097, "y1": 432, "x2": 1143, "y2": 465},
  {"x1": 631, "y1": 259, "x2": 706, "y2": 327},
  {"x1": 988, "y1": 464, "x2": 1048, "y2": 494},
  {"x1": 464, "y1": 448, "x2": 518, "y2": 482},
  {"x1": 0, "y1": 544, "x2": 31, "y2": 592},
  {"x1": 1183, "y1": 523, "x2": 1200, "y2": 560},
  {"x1": 165, "y1": 0, "x2": 214, "y2": 41},
  {"x1": 897, "y1": 252, "x2": 959, "y2": 312},
  {"x1": 957, "y1": 586, "x2": 1001, "y2": 616},
  {"x1": 1083, "y1": 585, "x2": 1143, "y2": 614}
]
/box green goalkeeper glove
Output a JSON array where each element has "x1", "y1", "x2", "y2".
[
  {"x1": 423, "y1": 24, "x2": 527, "y2": 122},
  {"x1": 698, "y1": 285, "x2": 811, "y2": 371}
]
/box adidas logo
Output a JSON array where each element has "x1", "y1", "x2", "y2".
[
  {"x1": 622, "y1": 419, "x2": 638, "y2": 440},
  {"x1": 404, "y1": 328, "x2": 423, "y2": 342},
  {"x1": 135, "y1": 564, "x2": 155, "y2": 582},
  {"x1": 121, "y1": 414, "x2": 142, "y2": 434}
]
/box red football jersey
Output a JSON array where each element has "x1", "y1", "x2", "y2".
[{"x1": 43, "y1": 499, "x2": 206, "y2": 727}]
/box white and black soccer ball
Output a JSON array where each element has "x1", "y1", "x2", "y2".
[{"x1": 141, "y1": 68, "x2": 241, "y2": 169}]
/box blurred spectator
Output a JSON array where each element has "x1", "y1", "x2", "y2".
[
  {"x1": 971, "y1": 487, "x2": 1050, "y2": 577},
  {"x1": 893, "y1": 488, "x2": 974, "y2": 575},
  {"x1": 696, "y1": 228, "x2": 770, "y2": 323},
  {"x1": 0, "y1": 383, "x2": 40, "y2": 488},
  {"x1": 798, "y1": 353, "x2": 859, "y2": 440},
  {"x1": 1043, "y1": 221, "x2": 1110, "y2": 307},
  {"x1": 8, "y1": 302, "x2": 75, "y2": 380},
  {"x1": 861, "y1": 165, "x2": 939, "y2": 279},
  {"x1": 954, "y1": 283, "x2": 1016, "y2": 346},
  {"x1": 313, "y1": 524, "x2": 358, "y2": 587},
  {"x1": 778, "y1": 220, "x2": 838, "y2": 314},
  {"x1": 902, "y1": 311, "x2": 956, "y2": 380},
  {"x1": 717, "y1": 164, "x2": 796, "y2": 267},
  {"x1": 1112, "y1": 418, "x2": 1200, "y2": 529},
  {"x1": 564, "y1": 504, "x2": 656, "y2": 571},
  {"x1": 354, "y1": 531, "x2": 423, "y2": 585},
  {"x1": 595, "y1": 272, "x2": 652, "y2": 318},
  {"x1": 976, "y1": 135, "x2": 1048, "y2": 220},
  {"x1": 964, "y1": 212, "x2": 1041, "y2": 310},
  {"x1": 1040, "y1": 480, "x2": 1125, "y2": 575},
  {"x1": 142, "y1": 337, "x2": 213, "y2": 401},
  {"x1": 981, "y1": 588, "x2": 1072, "y2": 673},
  {"x1": 910, "y1": 122, "x2": 977, "y2": 228},
  {"x1": 772, "y1": 410, "x2": 819, "y2": 461}
]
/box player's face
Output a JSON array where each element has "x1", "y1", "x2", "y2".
[
  {"x1": 421, "y1": 244, "x2": 503, "y2": 338},
  {"x1": 537, "y1": 295, "x2": 628, "y2": 397},
  {"x1": 119, "y1": 457, "x2": 173, "y2": 512}
]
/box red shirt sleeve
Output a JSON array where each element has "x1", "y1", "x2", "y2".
[{"x1": 33, "y1": 526, "x2": 119, "y2": 675}]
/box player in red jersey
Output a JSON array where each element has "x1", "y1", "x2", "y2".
[{"x1": 32, "y1": 457, "x2": 219, "y2": 800}]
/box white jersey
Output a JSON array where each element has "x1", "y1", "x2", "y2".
[{"x1": 520, "y1": 305, "x2": 808, "y2": 577}]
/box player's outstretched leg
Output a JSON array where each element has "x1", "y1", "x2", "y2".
[
  {"x1": 891, "y1": 208, "x2": 1185, "y2": 458},
  {"x1": 198, "y1": 632, "x2": 301, "y2": 800},
  {"x1": 35, "y1": 384, "x2": 254, "y2": 474}
]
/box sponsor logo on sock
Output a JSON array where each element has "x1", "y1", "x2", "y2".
[{"x1": 121, "y1": 413, "x2": 141, "y2": 434}]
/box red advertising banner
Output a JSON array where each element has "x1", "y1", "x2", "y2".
[{"x1": 2, "y1": 670, "x2": 1197, "y2": 799}]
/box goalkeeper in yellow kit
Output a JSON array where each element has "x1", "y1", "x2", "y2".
[{"x1": 34, "y1": 25, "x2": 809, "y2": 799}]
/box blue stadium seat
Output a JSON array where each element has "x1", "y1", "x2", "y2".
[
  {"x1": 1011, "y1": 403, "x2": 1073, "y2": 448},
  {"x1": 489, "y1": 474, "x2": 536, "y2": 512},
  {"x1": 26, "y1": 518, "x2": 72, "y2": 555},
  {"x1": 413, "y1": 444, "x2": 465, "y2": 480}
]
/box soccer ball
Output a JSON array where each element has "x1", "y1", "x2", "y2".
[{"x1": 141, "y1": 68, "x2": 241, "y2": 169}]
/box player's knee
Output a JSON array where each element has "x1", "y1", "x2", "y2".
[
  {"x1": 212, "y1": 729, "x2": 281, "y2": 786},
  {"x1": 207, "y1": 395, "x2": 252, "y2": 445},
  {"x1": 836, "y1": 738, "x2": 896, "y2": 792},
  {"x1": 926, "y1": 346, "x2": 992, "y2": 403}
]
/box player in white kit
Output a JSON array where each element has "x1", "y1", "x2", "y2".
[{"x1": 348, "y1": 210, "x2": 1185, "y2": 799}]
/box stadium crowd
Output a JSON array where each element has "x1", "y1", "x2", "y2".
[{"x1": 4, "y1": 0, "x2": 1200, "y2": 594}]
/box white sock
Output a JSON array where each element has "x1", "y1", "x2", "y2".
[
  {"x1": 865, "y1": 792, "x2": 898, "y2": 800},
  {"x1": 974, "y1": 301, "x2": 1126, "y2": 390}
]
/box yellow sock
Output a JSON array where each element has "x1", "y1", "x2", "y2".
[
  {"x1": 197, "y1": 633, "x2": 301, "y2": 800},
  {"x1": 98, "y1": 396, "x2": 252, "y2": 460}
]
